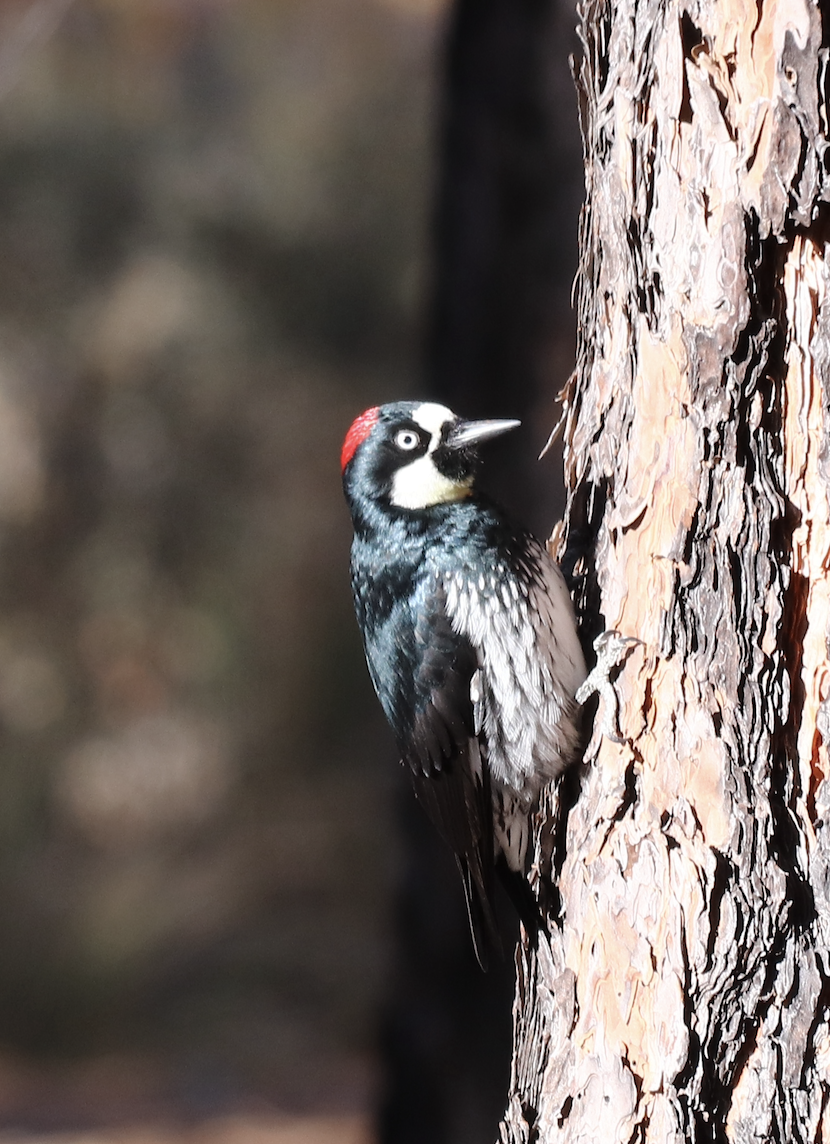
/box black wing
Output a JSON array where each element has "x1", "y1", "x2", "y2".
[{"x1": 399, "y1": 579, "x2": 499, "y2": 969}]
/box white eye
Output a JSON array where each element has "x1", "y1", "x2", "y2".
[{"x1": 395, "y1": 429, "x2": 421, "y2": 451}]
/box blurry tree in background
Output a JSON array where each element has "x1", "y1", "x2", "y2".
[
  {"x1": 0, "y1": 0, "x2": 585, "y2": 1139},
  {"x1": 379, "y1": 1, "x2": 582, "y2": 1143},
  {"x1": 0, "y1": 0, "x2": 441, "y2": 1128}
]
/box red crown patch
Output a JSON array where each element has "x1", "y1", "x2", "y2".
[{"x1": 341, "y1": 407, "x2": 380, "y2": 471}]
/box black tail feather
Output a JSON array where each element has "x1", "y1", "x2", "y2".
[
  {"x1": 457, "y1": 857, "x2": 502, "y2": 971},
  {"x1": 495, "y1": 859, "x2": 547, "y2": 946}
]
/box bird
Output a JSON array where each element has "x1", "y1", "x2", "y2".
[{"x1": 341, "y1": 400, "x2": 586, "y2": 968}]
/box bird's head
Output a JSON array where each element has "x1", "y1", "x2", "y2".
[{"x1": 341, "y1": 401, "x2": 520, "y2": 519}]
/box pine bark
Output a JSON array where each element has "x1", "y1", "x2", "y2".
[{"x1": 501, "y1": 0, "x2": 830, "y2": 1140}]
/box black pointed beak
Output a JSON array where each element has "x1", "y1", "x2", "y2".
[{"x1": 444, "y1": 417, "x2": 521, "y2": 450}]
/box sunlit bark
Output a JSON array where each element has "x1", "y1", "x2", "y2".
[{"x1": 502, "y1": 1, "x2": 830, "y2": 1139}]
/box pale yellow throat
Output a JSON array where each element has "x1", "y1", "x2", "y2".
[{"x1": 391, "y1": 455, "x2": 473, "y2": 510}]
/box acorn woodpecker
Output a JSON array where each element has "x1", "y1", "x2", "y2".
[{"x1": 341, "y1": 401, "x2": 586, "y2": 967}]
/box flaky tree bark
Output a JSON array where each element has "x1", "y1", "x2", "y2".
[{"x1": 502, "y1": 0, "x2": 830, "y2": 1140}]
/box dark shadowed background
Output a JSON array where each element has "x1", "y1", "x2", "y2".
[{"x1": 0, "y1": 1, "x2": 581, "y2": 1140}]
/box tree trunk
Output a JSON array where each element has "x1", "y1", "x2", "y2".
[{"x1": 502, "y1": 0, "x2": 830, "y2": 1140}]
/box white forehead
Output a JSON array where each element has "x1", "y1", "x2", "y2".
[{"x1": 411, "y1": 402, "x2": 456, "y2": 440}]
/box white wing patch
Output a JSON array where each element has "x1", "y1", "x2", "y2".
[{"x1": 444, "y1": 540, "x2": 586, "y2": 805}]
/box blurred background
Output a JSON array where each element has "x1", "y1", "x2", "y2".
[{"x1": 0, "y1": 0, "x2": 582, "y2": 1141}]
